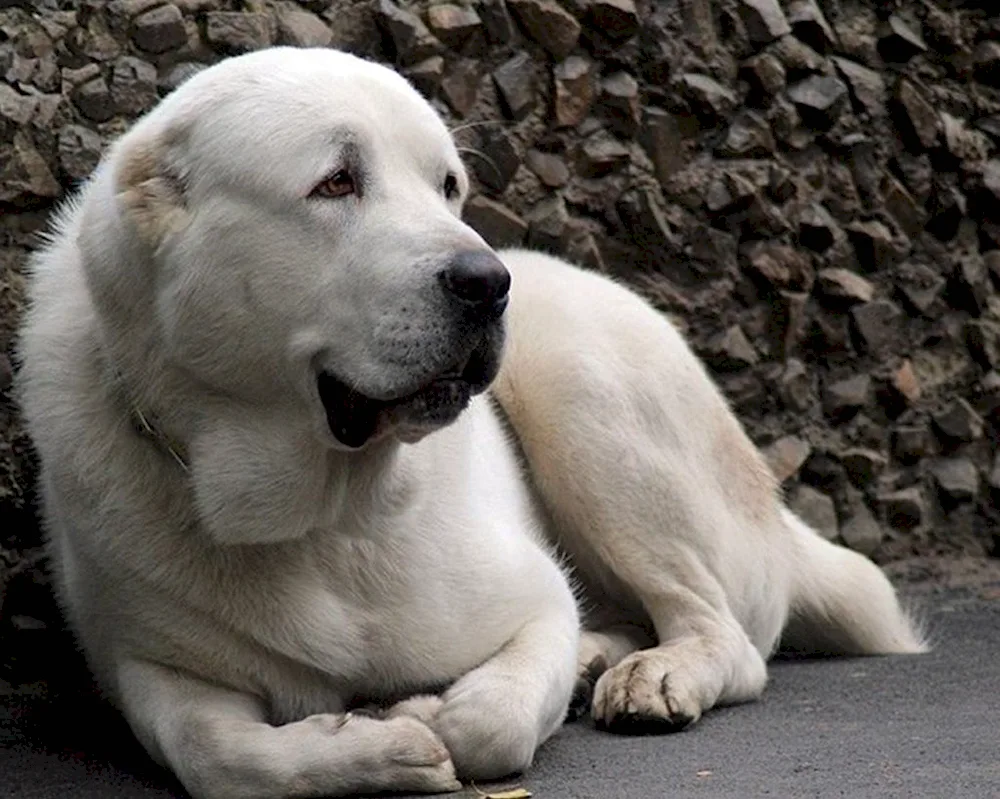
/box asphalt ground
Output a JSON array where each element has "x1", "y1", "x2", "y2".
[{"x1": 2, "y1": 589, "x2": 998, "y2": 799}]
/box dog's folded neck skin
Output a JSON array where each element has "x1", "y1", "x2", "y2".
[{"x1": 76, "y1": 159, "x2": 390, "y2": 548}]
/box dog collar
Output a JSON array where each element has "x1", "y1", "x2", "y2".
[
  {"x1": 113, "y1": 367, "x2": 190, "y2": 472},
  {"x1": 129, "y1": 401, "x2": 190, "y2": 472}
]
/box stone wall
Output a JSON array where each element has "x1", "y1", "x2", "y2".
[{"x1": 2, "y1": 0, "x2": 999, "y2": 648}]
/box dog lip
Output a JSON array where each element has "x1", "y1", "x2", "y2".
[{"x1": 315, "y1": 352, "x2": 484, "y2": 448}]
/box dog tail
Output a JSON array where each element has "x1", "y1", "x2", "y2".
[{"x1": 780, "y1": 508, "x2": 928, "y2": 656}]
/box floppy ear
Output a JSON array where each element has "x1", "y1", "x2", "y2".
[{"x1": 114, "y1": 128, "x2": 190, "y2": 246}]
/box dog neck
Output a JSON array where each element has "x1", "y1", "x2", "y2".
[{"x1": 115, "y1": 367, "x2": 191, "y2": 472}]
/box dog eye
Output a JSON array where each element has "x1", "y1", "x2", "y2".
[
  {"x1": 311, "y1": 170, "x2": 356, "y2": 199},
  {"x1": 443, "y1": 173, "x2": 459, "y2": 200}
]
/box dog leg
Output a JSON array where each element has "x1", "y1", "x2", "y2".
[
  {"x1": 568, "y1": 625, "x2": 653, "y2": 721},
  {"x1": 390, "y1": 609, "x2": 578, "y2": 781},
  {"x1": 590, "y1": 582, "x2": 768, "y2": 731},
  {"x1": 116, "y1": 659, "x2": 461, "y2": 799}
]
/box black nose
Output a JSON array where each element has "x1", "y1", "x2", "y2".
[{"x1": 438, "y1": 250, "x2": 511, "y2": 313}]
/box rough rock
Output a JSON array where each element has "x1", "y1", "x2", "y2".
[
  {"x1": 879, "y1": 487, "x2": 926, "y2": 530},
  {"x1": 426, "y1": 4, "x2": 482, "y2": 50},
  {"x1": 463, "y1": 195, "x2": 528, "y2": 247},
  {"x1": 824, "y1": 374, "x2": 870, "y2": 420},
  {"x1": 737, "y1": 0, "x2": 791, "y2": 48},
  {"x1": 928, "y1": 458, "x2": 979, "y2": 505},
  {"x1": 204, "y1": 12, "x2": 272, "y2": 54},
  {"x1": 131, "y1": 4, "x2": 187, "y2": 54},
  {"x1": 508, "y1": 0, "x2": 580, "y2": 60},
  {"x1": 788, "y1": 485, "x2": 838, "y2": 540},
  {"x1": 552, "y1": 55, "x2": 593, "y2": 128},
  {"x1": 492, "y1": 52, "x2": 535, "y2": 120}
]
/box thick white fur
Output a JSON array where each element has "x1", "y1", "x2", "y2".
[{"x1": 18, "y1": 47, "x2": 923, "y2": 799}]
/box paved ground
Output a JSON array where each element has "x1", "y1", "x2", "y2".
[{"x1": 2, "y1": 590, "x2": 998, "y2": 799}]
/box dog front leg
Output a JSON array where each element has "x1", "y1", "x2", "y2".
[
  {"x1": 115, "y1": 659, "x2": 460, "y2": 799},
  {"x1": 392, "y1": 607, "x2": 579, "y2": 781}
]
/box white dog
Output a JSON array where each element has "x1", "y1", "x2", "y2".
[{"x1": 18, "y1": 47, "x2": 924, "y2": 799}]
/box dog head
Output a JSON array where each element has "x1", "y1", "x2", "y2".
[{"x1": 86, "y1": 47, "x2": 508, "y2": 453}]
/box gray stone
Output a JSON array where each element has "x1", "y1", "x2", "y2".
[
  {"x1": 849, "y1": 299, "x2": 902, "y2": 355},
  {"x1": 110, "y1": 55, "x2": 158, "y2": 116},
  {"x1": 737, "y1": 0, "x2": 791, "y2": 47},
  {"x1": 405, "y1": 56, "x2": 445, "y2": 98},
  {"x1": 492, "y1": 52, "x2": 536, "y2": 120},
  {"x1": 527, "y1": 195, "x2": 570, "y2": 253},
  {"x1": 470, "y1": 129, "x2": 518, "y2": 193},
  {"x1": 277, "y1": 9, "x2": 332, "y2": 48},
  {"x1": 600, "y1": 71, "x2": 640, "y2": 138},
  {"x1": 72, "y1": 76, "x2": 115, "y2": 123},
  {"x1": 816, "y1": 268, "x2": 874, "y2": 305},
  {"x1": 892, "y1": 425, "x2": 932, "y2": 463},
  {"x1": 966, "y1": 320, "x2": 1000, "y2": 371},
  {"x1": 741, "y1": 241, "x2": 812, "y2": 291},
  {"x1": 131, "y1": 4, "x2": 186, "y2": 54},
  {"x1": 788, "y1": 485, "x2": 838, "y2": 541},
  {"x1": 879, "y1": 487, "x2": 925, "y2": 530},
  {"x1": 787, "y1": 75, "x2": 848, "y2": 127},
  {"x1": 798, "y1": 203, "x2": 839, "y2": 252},
  {"x1": 840, "y1": 447, "x2": 886, "y2": 488},
  {"x1": 845, "y1": 219, "x2": 900, "y2": 272},
  {"x1": 932, "y1": 399, "x2": 983, "y2": 445},
  {"x1": 440, "y1": 58, "x2": 480, "y2": 116},
  {"x1": 553, "y1": 56, "x2": 594, "y2": 128},
  {"x1": 577, "y1": 129, "x2": 629, "y2": 177},
  {"x1": 0, "y1": 83, "x2": 38, "y2": 137},
  {"x1": 477, "y1": 0, "x2": 515, "y2": 44},
  {"x1": 717, "y1": 110, "x2": 775, "y2": 158},
  {"x1": 763, "y1": 435, "x2": 812, "y2": 483},
  {"x1": 525, "y1": 149, "x2": 568, "y2": 187},
  {"x1": 928, "y1": 458, "x2": 979, "y2": 504},
  {"x1": 57, "y1": 124, "x2": 104, "y2": 181},
  {"x1": 787, "y1": 0, "x2": 836, "y2": 52},
  {"x1": 463, "y1": 195, "x2": 528, "y2": 248},
  {"x1": 840, "y1": 498, "x2": 883, "y2": 556},
  {"x1": 894, "y1": 79, "x2": 938, "y2": 150},
  {"x1": 426, "y1": 4, "x2": 483, "y2": 50},
  {"x1": 988, "y1": 453, "x2": 1000, "y2": 497},
  {"x1": 205, "y1": 11, "x2": 272, "y2": 54},
  {"x1": 879, "y1": 14, "x2": 927, "y2": 62},
  {"x1": 823, "y1": 374, "x2": 870, "y2": 419},
  {"x1": 640, "y1": 108, "x2": 686, "y2": 186},
  {"x1": 973, "y1": 40, "x2": 1000, "y2": 87},
  {"x1": 0, "y1": 132, "x2": 61, "y2": 202},
  {"x1": 741, "y1": 52, "x2": 786, "y2": 99},
  {"x1": 375, "y1": 0, "x2": 442, "y2": 65},
  {"x1": 508, "y1": 0, "x2": 581, "y2": 60},
  {"x1": 832, "y1": 56, "x2": 885, "y2": 117},
  {"x1": 678, "y1": 73, "x2": 736, "y2": 120},
  {"x1": 778, "y1": 357, "x2": 813, "y2": 411},
  {"x1": 585, "y1": 0, "x2": 639, "y2": 42},
  {"x1": 705, "y1": 325, "x2": 759, "y2": 371}
]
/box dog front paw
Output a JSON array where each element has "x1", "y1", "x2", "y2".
[{"x1": 591, "y1": 650, "x2": 701, "y2": 733}]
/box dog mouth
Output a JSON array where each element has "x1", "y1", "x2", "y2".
[{"x1": 317, "y1": 338, "x2": 498, "y2": 449}]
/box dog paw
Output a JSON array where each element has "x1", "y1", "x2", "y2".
[
  {"x1": 384, "y1": 694, "x2": 445, "y2": 726},
  {"x1": 591, "y1": 650, "x2": 702, "y2": 733},
  {"x1": 432, "y1": 677, "x2": 538, "y2": 781},
  {"x1": 342, "y1": 714, "x2": 462, "y2": 794},
  {"x1": 567, "y1": 653, "x2": 608, "y2": 722}
]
